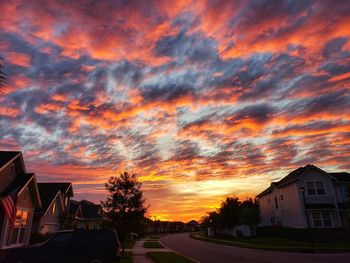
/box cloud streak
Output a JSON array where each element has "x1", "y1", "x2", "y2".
[{"x1": 0, "y1": 0, "x2": 349, "y2": 221}]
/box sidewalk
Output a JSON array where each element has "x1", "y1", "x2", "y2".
[{"x1": 132, "y1": 239, "x2": 170, "y2": 263}]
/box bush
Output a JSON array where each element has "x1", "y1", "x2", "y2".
[{"x1": 256, "y1": 226, "x2": 350, "y2": 242}]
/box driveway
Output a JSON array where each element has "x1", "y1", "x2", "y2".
[{"x1": 160, "y1": 233, "x2": 350, "y2": 263}]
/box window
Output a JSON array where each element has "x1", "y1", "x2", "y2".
[
  {"x1": 49, "y1": 232, "x2": 72, "y2": 248},
  {"x1": 270, "y1": 216, "x2": 275, "y2": 225},
  {"x1": 7, "y1": 209, "x2": 28, "y2": 245},
  {"x1": 312, "y1": 211, "x2": 332, "y2": 227},
  {"x1": 268, "y1": 198, "x2": 270, "y2": 203},
  {"x1": 274, "y1": 197, "x2": 279, "y2": 209},
  {"x1": 280, "y1": 194, "x2": 283, "y2": 200},
  {"x1": 306, "y1": 182, "x2": 316, "y2": 195},
  {"x1": 306, "y1": 181, "x2": 325, "y2": 196},
  {"x1": 52, "y1": 202, "x2": 56, "y2": 215},
  {"x1": 315, "y1": 181, "x2": 325, "y2": 195}
]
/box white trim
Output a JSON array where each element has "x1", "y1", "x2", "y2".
[
  {"x1": 42, "y1": 192, "x2": 62, "y2": 218},
  {"x1": 0, "y1": 153, "x2": 21, "y2": 172},
  {"x1": 18, "y1": 175, "x2": 34, "y2": 196}
]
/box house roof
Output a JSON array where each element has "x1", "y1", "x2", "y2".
[
  {"x1": 35, "y1": 183, "x2": 66, "y2": 215},
  {"x1": 1, "y1": 173, "x2": 41, "y2": 207},
  {"x1": 36, "y1": 182, "x2": 73, "y2": 197},
  {"x1": 330, "y1": 172, "x2": 350, "y2": 183},
  {"x1": 1, "y1": 173, "x2": 33, "y2": 197},
  {"x1": 0, "y1": 151, "x2": 21, "y2": 169},
  {"x1": 256, "y1": 164, "x2": 325, "y2": 198},
  {"x1": 69, "y1": 199, "x2": 80, "y2": 215},
  {"x1": 80, "y1": 200, "x2": 103, "y2": 219}
]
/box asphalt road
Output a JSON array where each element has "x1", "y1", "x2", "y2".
[{"x1": 160, "y1": 233, "x2": 350, "y2": 263}]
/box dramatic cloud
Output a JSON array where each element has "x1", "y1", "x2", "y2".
[{"x1": 0, "y1": 0, "x2": 349, "y2": 221}]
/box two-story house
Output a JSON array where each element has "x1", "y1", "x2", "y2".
[
  {"x1": 257, "y1": 164, "x2": 350, "y2": 228},
  {"x1": 69, "y1": 199, "x2": 107, "y2": 229},
  {"x1": 32, "y1": 183, "x2": 73, "y2": 234},
  {"x1": 0, "y1": 151, "x2": 41, "y2": 248}
]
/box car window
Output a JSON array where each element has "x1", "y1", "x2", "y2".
[
  {"x1": 72, "y1": 232, "x2": 94, "y2": 248},
  {"x1": 49, "y1": 232, "x2": 72, "y2": 248},
  {"x1": 94, "y1": 231, "x2": 117, "y2": 248}
]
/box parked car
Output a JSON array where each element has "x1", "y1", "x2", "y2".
[{"x1": 0, "y1": 229, "x2": 121, "y2": 263}]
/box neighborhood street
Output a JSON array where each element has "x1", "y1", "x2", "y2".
[{"x1": 160, "y1": 233, "x2": 350, "y2": 263}]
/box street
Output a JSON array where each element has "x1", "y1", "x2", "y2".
[{"x1": 160, "y1": 233, "x2": 350, "y2": 263}]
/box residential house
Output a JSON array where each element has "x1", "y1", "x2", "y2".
[
  {"x1": 0, "y1": 151, "x2": 41, "y2": 248},
  {"x1": 32, "y1": 183, "x2": 73, "y2": 234},
  {"x1": 257, "y1": 164, "x2": 350, "y2": 228},
  {"x1": 70, "y1": 199, "x2": 107, "y2": 229}
]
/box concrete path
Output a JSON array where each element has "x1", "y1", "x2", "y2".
[
  {"x1": 161, "y1": 233, "x2": 350, "y2": 263},
  {"x1": 132, "y1": 239, "x2": 170, "y2": 263}
]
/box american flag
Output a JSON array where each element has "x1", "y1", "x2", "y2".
[{"x1": 0, "y1": 187, "x2": 19, "y2": 226}]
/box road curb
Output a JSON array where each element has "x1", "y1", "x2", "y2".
[{"x1": 159, "y1": 234, "x2": 201, "y2": 263}]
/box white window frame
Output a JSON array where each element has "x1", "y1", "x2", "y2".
[
  {"x1": 6, "y1": 208, "x2": 29, "y2": 247},
  {"x1": 306, "y1": 181, "x2": 326, "y2": 196},
  {"x1": 311, "y1": 211, "x2": 333, "y2": 228}
]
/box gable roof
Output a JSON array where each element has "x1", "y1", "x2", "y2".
[
  {"x1": 256, "y1": 164, "x2": 327, "y2": 198},
  {"x1": 37, "y1": 182, "x2": 73, "y2": 197},
  {"x1": 35, "y1": 183, "x2": 66, "y2": 215},
  {"x1": 80, "y1": 200, "x2": 102, "y2": 219},
  {"x1": 0, "y1": 151, "x2": 21, "y2": 169},
  {"x1": 69, "y1": 199, "x2": 80, "y2": 215},
  {"x1": 330, "y1": 172, "x2": 350, "y2": 183},
  {"x1": 1, "y1": 173, "x2": 41, "y2": 207}
]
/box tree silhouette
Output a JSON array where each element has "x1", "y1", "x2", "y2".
[{"x1": 102, "y1": 172, "x2": 147, "y2": 256}]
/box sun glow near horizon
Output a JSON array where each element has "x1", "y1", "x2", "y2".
[{"x1": 0, "y1": 0, "x2": 349, "y2": 221}]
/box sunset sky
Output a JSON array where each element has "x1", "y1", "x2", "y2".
[{"x1": 0, "y1": 0, "x2": 349, "y2": 221}]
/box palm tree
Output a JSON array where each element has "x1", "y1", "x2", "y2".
[{"x1": 0, "y1": 57, "x2": 7, "y2": 91}]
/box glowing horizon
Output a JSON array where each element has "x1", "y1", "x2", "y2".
[{"x1": 0, "y1": 1, "x2": 349, "y2": 222}]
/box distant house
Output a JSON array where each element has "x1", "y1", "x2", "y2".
[
  {"x1": 32, "y1": 183, "x2": 73, "y2": 234},
  {"x1": 0, "y1": 151, "x2": 41, "y2": 248},
  {"x1": 70, "y1": 200, "x2": 107, "y2": 229},
  {"x1": 257, "y1": 164, "x2": 350, "y2": 228},
  {"x1": 185, "y1": 220, "x2": 200, "y2": 232}
]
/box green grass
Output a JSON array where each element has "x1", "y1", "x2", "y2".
[
  {"x1": 144, "y1": 241, "x2": 164, "y2": 248},
  {"x1": 190, "y1": 232, "x2": 350, "y2": 252},
  {"x1": 120, "y1": 251, "x2": 133, "y2": 263},
  {"x1": 148, "y1": 252, "x2": 195, "y2": 263}
]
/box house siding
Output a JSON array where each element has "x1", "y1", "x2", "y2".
[
  {"x1": 16, "y1": 186, "x2": 34, "y2": 245},
  {"x1": 258, "y1": 167, "x2": 349, "y2": 228},
  {"x1": 0, "y1": 163, "x2": 16, "y2": 193},
  {"x1": 0, "y1": 185, "x2": 34, "y2": 248},
  {"x1": 37, "y1": 196, "x2": 63, "y2": 234}
]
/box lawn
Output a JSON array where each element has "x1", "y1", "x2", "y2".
[
  {"x1": 124, "y1": 240, "x2": 136, "y2": 249},
  {"x1": 144, "y1": 241, "x2": 164, "y2": 248},
  {"x1": 190, "y1": 232, "x2": 350, "y2": 252},
  {"x1": 120, "y1": 251, "x2": 133, "y2": 263},
  {"x1": 148, "y1": 252, "x2": 195, "y2": 263}
]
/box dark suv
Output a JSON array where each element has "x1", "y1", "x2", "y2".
[{"x1": 1, "y1": 229, "x2": 121, "y2": 263}]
